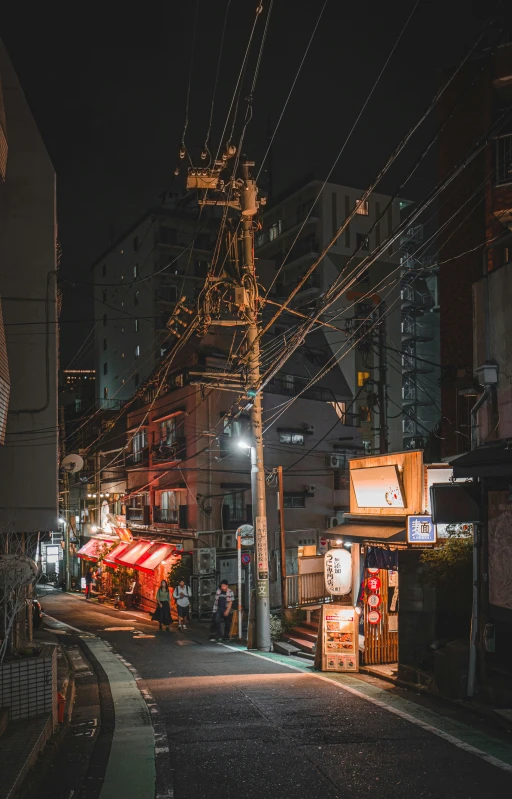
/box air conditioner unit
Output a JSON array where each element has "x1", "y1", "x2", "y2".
[
  {"x1": 306, "y1": 484, "x2": 316, "y2": 493},
  {"x1": 222, "y1": 533, "x2": 236, "y2": 550},
  {"x1": 326, "y1": 516, "x2": 339, "y2": 528},
  {"x1": 193, "y1": 547, "x2": 216, "y2": 575},
  {"x1": 327, "y1": 454, "x2": 344, "y2": 470}
]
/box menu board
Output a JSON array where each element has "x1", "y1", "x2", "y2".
[{"x1": 321, "y1": 604, "x2": 359, "y2": 672}]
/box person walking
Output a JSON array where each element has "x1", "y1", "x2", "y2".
[
  {"x1": 173, "y1": 578, "x2": 192, "y2": 631},
  {"x1": 85, "y1": 566, "x2": 94, "y2": 600},
  {"x1": 152, "y1": 579, "x2": 172, "y2": 631},
  {"x1": 212, "y1": 579, "x2": 234, "y2": 641}
]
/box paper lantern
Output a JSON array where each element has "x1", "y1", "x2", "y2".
[{"x1": 324, "y1": 548, "x2": 352, "y2": 595}]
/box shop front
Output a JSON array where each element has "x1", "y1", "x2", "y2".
[{"x1": 321, "y1": 451, "x2": 453, "y2": 675}]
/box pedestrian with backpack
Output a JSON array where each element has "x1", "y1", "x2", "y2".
[{"x1": 173, "y1": 578, "x2": 192, "y2": 630}]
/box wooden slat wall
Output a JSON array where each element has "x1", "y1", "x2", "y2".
[{"x1": 363, "y1": 560, "x2": 398, "y2": 665}]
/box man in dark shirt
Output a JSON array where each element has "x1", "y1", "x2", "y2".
[{"x1": 212, "y1": 580, "x2": 234, "y2": 641}]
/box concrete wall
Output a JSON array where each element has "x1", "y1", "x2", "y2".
[{"x1": 0, "y1": 41, "x2": 58, "y2": 533}]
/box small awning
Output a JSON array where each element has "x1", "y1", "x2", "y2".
[
  {"x1": 77, "y1": 537, "x2": 116, "y2": 562},
  {"x1": 114, "y1": 539, "x2": 153, "y2": 568},
  {"x1": 323, "y1": 523, "x2": 406, "y2": 543},
  {"x1": 134, "y1": 543, "x2": 177, "y2": 575},
  {"x1": 451, "y1": 441, "x2": 512, "y2": 478},
  {"x1": 104, "y1": 541, "x2": 132, "y2": 565},
  {"x1": 114, "y1": 527, "x2": 133, "y2": 543}
]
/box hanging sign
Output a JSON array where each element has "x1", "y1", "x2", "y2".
[
  {"x1": 368, "y1": 593, "x2": 381, "y2": 608},
  {"x1": 324, "y1": 548, "x2": 352, "y2": 595},
  {"x1": 367, "y1": 576, "x2": 381, "y2": 592},
  {"x1": 407, "y1": 515, "x2": 436, "y2": 544},
  {"x1": 368, "y1": 610, "x2": 381, "y2": 625},
  {"x1": 388, "y1": 586, "x2": 399, "y2": 613}
]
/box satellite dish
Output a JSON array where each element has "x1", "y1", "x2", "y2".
[{"x1": 62, "y1": 454, "x2": 84, "y2": 474}]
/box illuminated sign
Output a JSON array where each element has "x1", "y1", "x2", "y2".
[
  {"x1": 324, "y1": 548, "x2": 352, "y2": 595},
  {"x1": 407, "y1": 515, "x2": 436, "y2": 544},
  {"x1": 351, "y1": 465, "x2": 405, "y2": 509}
]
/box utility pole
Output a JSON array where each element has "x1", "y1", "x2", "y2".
[
  {"x1": 240, "y1": 161, "x2": 271, "y2": 652},
  {"x1": 377, "y1": 301, "x2": 389, "y2": 454},
  {"x1": 60, "y1": 406, "x2": 71, "y2": 591},
  {"x1": 188, "y1": 154, "x2": 271, "y2": 651},
  {"x1": 276, "y1": 466, "x2": 287, "y2": 611}
]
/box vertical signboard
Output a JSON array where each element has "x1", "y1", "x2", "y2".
[
  {"x1": 320, "y1": 604, "x2": 359, "y2": 672},
  {"x1": 255, "y1": 516, "x2": 269, "y2": 597}
]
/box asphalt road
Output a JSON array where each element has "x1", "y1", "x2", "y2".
[{"x1": 38, "y1": 588, "x2": 512, "y2": 799}]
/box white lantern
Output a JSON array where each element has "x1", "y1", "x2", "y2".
[{"x1": 324, "y1": 548, "x2": 352, "y2": 596}]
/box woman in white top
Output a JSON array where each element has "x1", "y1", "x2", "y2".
[{"x1": 173, "y1": 579, "x2": 192, "y2": 630}]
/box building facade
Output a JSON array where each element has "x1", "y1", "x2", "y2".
[
  {"x1": 92, "y1": 195, "x2": 217, "y2": 406},
  {"x1": 0, "y1": 39, "x2": 58, "y2": 535},
  {"x1": 255, "y1": 176, "x2": 404, "y2": 454}
]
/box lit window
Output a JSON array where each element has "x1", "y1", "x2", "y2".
[
  {"x1": 268, "y1": 220, "x2": 282, "y2": 241},
  {"x1": 355, "y1": 199, "x2": 369, "y2": 216},
  {"x1": 357, "y1": 371, "x2": 370, "y2": 387},
  {"x1": 279, "y1": 432, "x2": 305, "y2": 445},
  {"x1": 103, "y1": 386, "x2": 108, "y2": 399},
  {"x1": 121, "y1": 353, "x2": 125, "y2": 359},
  {"x1": 329, "y1": 401, "x2": 346, "y2": 420},
  {"x1": 134, "y1": 264, "x2": 138, "y2": 278},
  {"x1": 160, "y1": 415, "x2": 184, "y2": 445},
  {"x1": 359, "y1": 405, "x2": 371, "y2": 423},
  {"x1": 135, "y1": 345, "x2": 140, "y2": 358},
  {"x1": 135, "y1": 319, "x2": 139, "y2": 332}
]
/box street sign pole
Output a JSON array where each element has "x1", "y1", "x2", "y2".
[{"x1": 237, "y1": 533, "x2": 243, "y2": 641}]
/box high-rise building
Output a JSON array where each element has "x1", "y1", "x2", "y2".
[
  {"x1": 255, "y1": 175, "x2": 403, "y2": 454},
  {"x1": 92, "y1": 194, "x2": 217, "y2": 405}
]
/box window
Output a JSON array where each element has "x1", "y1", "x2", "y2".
[
  {"x1": 279, "y1": 432, "x2": 305, "y2": 445},
  {"x1": 102, "y1": 264, "x2": 107, "y2": 277},
  {"x1": 357, "y1": 370, "x2": 370, "y2": 387},
  {"x1": 344, "y1": 196, "x2": 350, "y2": 248},
  {"x1": 135, "y1": 319, "x2": 139, "y2": 333},
  {"x1": 133, "y1": 235, "x2": 139, "y2": 252},
  {"x1": 135, "y1": 345, "x2": 140, "y2": 358},
  {"x1": 103, "y1": 338, "x2": 107, "y2": 351},
  {"x1": 103, "y1": 313, "x2": 107, "y2": 327},
  {"x1": 134, "y1": 373, "x2": 139, "y2": 387},
  {"x1": 102, "y1": 288, "x2": 107, "y2": 302},
  {"x1": 355, "y1": 199, "x2": 369, "y2": 216},
  {"x1": 132, "y1": 430, "x2": 147, "y2": 462},
  {"x1": 134, "y1": 291, "x2": 139, "y2": 306},
  {"x1": 496, "y1": 133, "x2": 512, "y2": 185},
  {"x1": 121, "y1": 352, "x2": 125, "y2": 359},
  {"x1": 195, "y1": 260, "x2": 209, "y2": 278},
  {"x1": 224, "y1": 491, "x2": 245, "y2": 522},
  {"x1": 356, "y1": 233, "x2": 369, "y2": 251},
  {"x1": 375, "y1": 201, "x2": 381, "y2": 246},
  {"x1": 329, "y1": 401, "x2": 346, "y2": 421},
  {"x1": 268, "y1": 220, "x2": 282, "y2": 241},
  {"x1": 103, "y1": 386, "x2": 108, "y2": 399},
  {"x1": 160, "y1": 415, "x2": 184, "y2": 445},
  {"x1": 331, "y1": 193, "x2": 338, "y2": 238},
  {"x1": 134, "y1": 264, "x2": 138, "y2": 278},
  {"x1": 158, "y1": 490, "x2": 179, "y2": 523},
  {"x1": 169, "y1": 372, "x2": 184, "y2": 389},
  {"x1": 156, "y1": 285, "x2": 177, "y2": 303},
  {"x1": 103, "y1": 362, "x2": 108, "y2": 375},
  {"x1": 282, "y1": 493, "x2": 306, "y2": 509}
]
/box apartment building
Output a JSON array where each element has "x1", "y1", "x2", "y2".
[
  {"x1": 255, "y1": 176, "x2": 404, "y2": 454},
  {"x1": 92, "y1": 194, "x2": 217, "y2": 406}
]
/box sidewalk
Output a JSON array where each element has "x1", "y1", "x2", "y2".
[{"x1": 0, "y1": 628, "x2": 73, "y2": 799}]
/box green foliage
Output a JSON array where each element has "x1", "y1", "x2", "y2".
[
  {"x1": 270, "y1": 614, "x2": 283, "y2": 641},
  {"x1": 167, "y1": 555, "x2": 192, "y2": 588},
  {"x1": 282, "y1": 608, "x2": 306, "y2": 632},
  {"x1": 420, "y1": 535, "x2": 473, "y2": 583}
]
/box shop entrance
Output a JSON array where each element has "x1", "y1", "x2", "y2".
[{"x1": 362, "y1": 557, "x2": 399, "y2": 666}]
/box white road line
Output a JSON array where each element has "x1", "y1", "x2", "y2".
[{"x1": 218, "y1": 644, "x2": 512, "y2": 775}]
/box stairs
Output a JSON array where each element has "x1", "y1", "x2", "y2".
[{"x1": 282, "y1": 612, "x2": 320, "y2": 657}]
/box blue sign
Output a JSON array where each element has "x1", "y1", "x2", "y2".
[
  {"x1": 241, "y1": 553, "x2": 251, "y2": 565},
  {"x1": 407, "y1": 515, "x2": 436, "y2": 544}
]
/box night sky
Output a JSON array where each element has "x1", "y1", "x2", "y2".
[{"x1": 2, "y1": 1, "x2": 487, "y2": 365}]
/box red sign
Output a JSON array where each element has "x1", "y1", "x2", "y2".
[
  {"x1": 368, "y1": 593, "x2": 381, "y2": 608},
  {"x1": 320, "y1": 537, "x2": 328, "y2": 547},
  {"x1": 368, "y1": 610, "x2": 381, "y2": 625},
  {"x1": 367, "y1": 576, "x2": 381, "y2": 592}
]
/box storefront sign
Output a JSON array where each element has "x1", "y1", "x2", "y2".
[
  {"x1": 388, "y1": 586, "x2": 399, "y2": 613},
  {"x1": 368, "y1": 610, "x2": 381, "y2": 625},
  {"x1": 367, "y1": 576, "x2": 381, "y2": 591},
  {"x1": 407, "y1": 515, "x2": 436, "y2": 544},
  {"x1": 255, "y1": 517, "x2": 268, "y2": 581},
  {"x1": 324, "y1": 548, "x2": 352, "y2": 595},
  {"x1": 351, "y1": 465, "x2": 405, "y2": 509},
  {"x1": 368, "y1": 593, "x2": 381, "y2": 608},
  {"x1": 321, "y1": 605, "x2": 358, "y2": 673}
]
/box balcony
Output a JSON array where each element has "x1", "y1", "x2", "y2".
[
  {"x1": 284, "y1": 573, "x2": 331, "y2": 608},
  {"x1": 126, "y1": 447, "x2": 149, "y2": 468},
  {"x1": 151, "y1": 438, "x2": 186, "y2": 464},
  {"x1": 126, "y1": 507, "x2": 145, "y2": 523},
  {"x1": 153, "y1": 507, "x2": 179, "y2": 524}
]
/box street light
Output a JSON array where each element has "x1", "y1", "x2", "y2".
[{"x1": 237, "y1": 438, "x2": 252, "y2": 450}]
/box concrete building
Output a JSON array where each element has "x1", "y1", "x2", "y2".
[
  {"x1": 0, "y1": 40, "x2": 58, "y2": 534},
  {"x1": 92, "y1": 195, "x2": 217, "y2": 406},
  {"x1": 255, "y1": 175, "x2": 404, "y2": 454}
]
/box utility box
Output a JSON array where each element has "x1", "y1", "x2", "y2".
[{"x1": 193, "y1": 547, "x2": 216, "y2": 575}]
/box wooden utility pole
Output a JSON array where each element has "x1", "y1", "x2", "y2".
[{"x1": 276, "y1": 466, "x2": 287, "y2": 610}]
